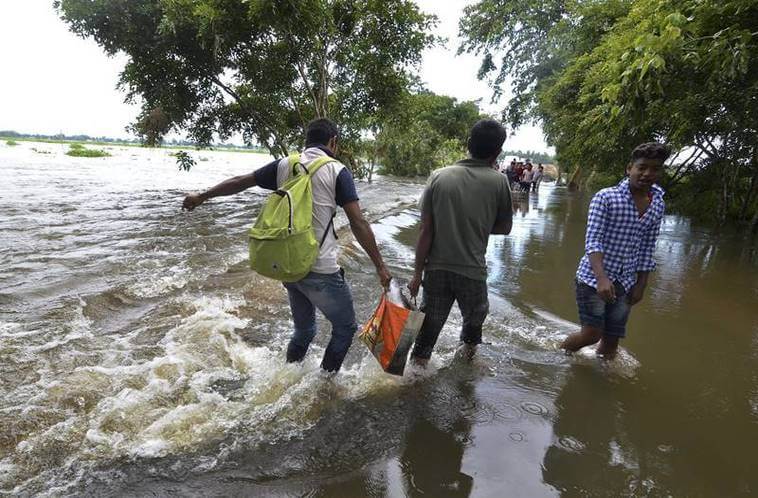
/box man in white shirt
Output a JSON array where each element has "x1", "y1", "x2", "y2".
[{"x1": 182, "y1": 119, "x2": 391, "y2": 372}]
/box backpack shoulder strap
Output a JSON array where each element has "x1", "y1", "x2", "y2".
[
  {"x1": 287, "y1": 153, "x2": 307, "y2": 177},
  {"x1": 305, "y1": 156, "x2": 335, "y2": 177}
]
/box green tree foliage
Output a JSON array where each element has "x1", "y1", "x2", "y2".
[
  {"x1": 377, "y1": 91, "x2": 486, "y2": 176},
  {"x1": 130, "y1": 107, "x2": 172, "y2": 147},
  {"x1": 461, "y1": 0, "x2": 758, "y2": 226},
  {"x1": 54, "y1": 0, "x2": 438, "y2": 175}
]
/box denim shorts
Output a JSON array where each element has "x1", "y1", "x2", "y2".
[{"x1": 575, "y1": 280, "x2": 631, "y2": 337}]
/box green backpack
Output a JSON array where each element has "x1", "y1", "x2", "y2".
[{"x1": 248, "y1": 154, "x2": 335, "y2": 282}]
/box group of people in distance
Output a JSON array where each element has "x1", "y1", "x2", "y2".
[
  {"x1": 502, "y1": 159, "x2": 545, "y2": 193},
  {"x1": 182, "y1": 117, "x2": 669, "y2": 374}
]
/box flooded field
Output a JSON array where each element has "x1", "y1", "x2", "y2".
[{"x1": 1, "y1": 141, "x2": 756, "y2": 496}]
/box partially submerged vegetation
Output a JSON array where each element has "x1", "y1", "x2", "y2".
[
  {"x1": 173, "y1": 151, "x2": 195, "y2": 171},
  {"x1": 5, "y1": 140, "x2": 19, "y2": 146},
  {"x1": 66, "y1": 143, "x2": 111, "y2": 158}
]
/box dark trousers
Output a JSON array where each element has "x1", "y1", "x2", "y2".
[{"x1": 411, "y1": 270, "x2": 489, "y2": 360}]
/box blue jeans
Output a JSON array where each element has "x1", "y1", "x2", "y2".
[
  {"x1": 575, "y1": 280, "x2": 631, "y2": 337},
  {"x1": 282, "y1": 269, "x2": 357, "y2": 372}
]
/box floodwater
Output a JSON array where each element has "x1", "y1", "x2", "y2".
[{"x1": 1, "y1": 141, "x2": 756, "y2": 497}]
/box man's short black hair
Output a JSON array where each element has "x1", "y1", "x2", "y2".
[
  {"x1": 305, "y1": 118, "x2": 339, "y2": 146},
  {"x1": 468, "y1": 119, "x2": 507, "y2": 159},
  {"x1": 630, "y1": 142, "x2": 671, "y2": 163}
]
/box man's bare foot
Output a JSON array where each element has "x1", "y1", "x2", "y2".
[
  {"x1": 456, "y1": 343, "x2": 477, "y2": 361},
  {"x1": 595, "y1": 351, "x2": 618, "y2": 362}
]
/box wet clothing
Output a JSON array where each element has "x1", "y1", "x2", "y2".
[
  {"x1": 283, "y1": 269, "x2": 357, "y2": 372},
  {"x1": 576, "y1": 178, "x2": 665, "y2": 292},
  {"x1": 412, "y1": 157, "x2": 510, "y2": 360},
  {"x1": 420, "y1": 157, "x2": 512, "y2": 281},
  {"x1": 255, "y1": 145, "x2": 358, "y2": 274},
  {"x1": 575, "y1": 280, "x2": 631, "y2": 337},
  {"x1": 412, "y1": 270, "x2": 489, "y2": 359},
  {"x1": 254, "y1": 146, "x2": 360, "y2": 371}
]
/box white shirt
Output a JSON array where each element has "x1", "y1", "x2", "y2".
[{"x1": 273, "y1": 147, "x2": 350, "y2": 274}]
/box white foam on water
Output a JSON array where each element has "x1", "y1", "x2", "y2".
[
  {"x1": 48, "y1": 293, "x2": 420, "y2": 469},
  {"x1": 509, "y1": 305, "x2": 641, "y2": 379},
  {"x1": 0, "y1": 321, "x2": 40, "y2": 339},
  {"x1": 128, "y1": 263, "x2": 191, "y2": 298},
  {"x1": 0, "y1": 459, "x2": 19, "y2": 490},
  {"x1": 26, "y1": 299, "x2": 94, "y2": 355}
]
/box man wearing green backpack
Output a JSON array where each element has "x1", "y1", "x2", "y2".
[{"x1": 182, "y1": 118, "x2": 391, "y2": 372}]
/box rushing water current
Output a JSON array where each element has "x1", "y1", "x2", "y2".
[{"x1": 1, "y1": 142, "x2": 757, "y2": 497}]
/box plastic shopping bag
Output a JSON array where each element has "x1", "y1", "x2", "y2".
[{"x1": 359, "y1": 280, "x2": 425, "y2": 376}]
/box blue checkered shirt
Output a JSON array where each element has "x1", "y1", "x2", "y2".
[{"x1": 576, "y1": 178, "x2": 665, "y2": 292}]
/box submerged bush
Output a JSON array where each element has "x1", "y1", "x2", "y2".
[
  {"x1": 6, "y1": 140, "x2": 19, "y2": 146},
  {"x1": 66, "y1": 144, "x2": 111, "y2": 158},
  {"x1": 174, "y1": 150, "x2": 196, "y2": 171}
]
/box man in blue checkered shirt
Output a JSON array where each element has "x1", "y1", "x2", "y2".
[{"x1": 561, "y1": 142, "x2": 670, "y2": 359}]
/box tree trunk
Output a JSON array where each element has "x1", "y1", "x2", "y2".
[
  {"x1": 719, "y1": 171, "x2": 729, "y2": 224},
  {"x1": 567, "y1": 165, "x2": 582, "y2": 191},
  {"x1": 740, "y1": 156, "x2": 758, "y2": 220}
]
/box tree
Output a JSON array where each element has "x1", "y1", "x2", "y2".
[
  {"x1": 377, "y1": 91, "x2": 486, "y2": 176},
  {"x1": 461, "y1": 0, "x2": 758, "y2": 226},
  {"x1": 55, "y1": 0, "x2": 438, "y2": 175}
]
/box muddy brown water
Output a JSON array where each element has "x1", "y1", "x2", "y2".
[{"x1": 1, "y1": 142, "x2": 756, "y2": 497}]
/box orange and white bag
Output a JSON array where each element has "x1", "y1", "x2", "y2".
[{"x1": 359, "y1": 281, "x2": 425, "y2": 376}]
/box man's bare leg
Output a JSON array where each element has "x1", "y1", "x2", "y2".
[
  {"x1": 561, "y1": 325, "x2": 603, "y2": 353},
  {"x1": 595, "y1": 335, "x2": 619, "y2": 360}
]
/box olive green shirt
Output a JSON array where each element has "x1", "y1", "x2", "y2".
[{"x1": 421, "y1": 158, "x2": 512, "y2": 281}]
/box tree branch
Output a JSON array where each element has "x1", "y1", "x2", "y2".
[
  {"x1": 209, "y1": 75, "x2": 284, "y2": 152},
  {"x1": 296, "y1": 61, "x2": 322, "y2": 116},
  {"x1": 670, "y1": 148, "x2": 704, "y2": 184}
]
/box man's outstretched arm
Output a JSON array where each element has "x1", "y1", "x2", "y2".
[
  {"x1": 343, "y1": 201, "x2": 391, "y2": 288},
  {"x1": 182, "y1": 172, "x2": 258, "y2": 211}
]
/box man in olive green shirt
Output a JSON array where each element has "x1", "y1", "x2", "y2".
[{"x1": 408, "y1": 120, "x2": 513, "y2": 365}]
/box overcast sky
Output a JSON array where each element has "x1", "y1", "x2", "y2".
[{"x1": 0, "y1": 0, "x2": 551, "y2": 152}]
